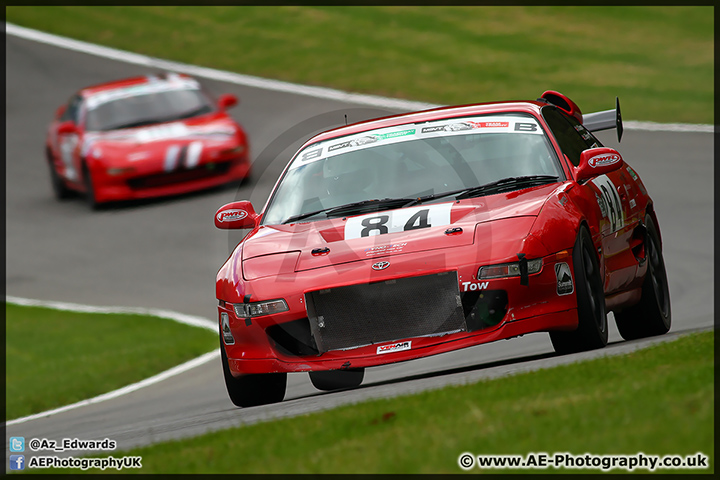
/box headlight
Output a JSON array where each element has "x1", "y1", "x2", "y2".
[
  {"x1": 234, "y1": 299, "x2": 288, "y2": 318},
  {"x1": 478, "y1": 258, "x2": 542, "y2": 279},
  {"x1": 221, "y1": 145, "x2": 245, "y2": 155}
]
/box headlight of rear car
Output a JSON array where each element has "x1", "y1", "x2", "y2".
[
  {"x1": 478, "y1": 258, "x2": 542, "y2": 279},
  {"x1": 234, "y1": 299, "x2": 289, "y2": 318}
]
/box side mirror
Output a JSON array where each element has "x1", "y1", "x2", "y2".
[
  {"x1": 57, "y1": 120, "x2": 78, "y2": 135},
  {"x1": 215, "y1": 201, "x2": 258, "y2": 229},
  {"x1": 56, "y1": 105, "x2": 67, "y2": 119},
  {"x1": 217, "y1": 93, "x2": 239, "y2": 111},
  {"x1": 575, "y1": 147, "x2": 623, "y2": 183}
]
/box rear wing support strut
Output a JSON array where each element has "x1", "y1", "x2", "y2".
[{"x1": 583, "y1": 97, "x2": 623, "y2": 143}]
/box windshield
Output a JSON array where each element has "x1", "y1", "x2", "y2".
[
  {"x1": 84, "y1": 81, "x2": 214, "y2": 131},
  {"x1": 262, "y1": 114, "x2": 563, "y2": 225}
]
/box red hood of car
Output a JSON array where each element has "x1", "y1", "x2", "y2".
[
  {"x1": 81, "y1": 116, "x2": 238, "y2": 150},
  {"x1": 240, "y1": 183, "x2": 561, "y2": 272}
]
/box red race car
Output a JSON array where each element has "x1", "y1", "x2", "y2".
[
  {"x1": 214, "y1": 91, "x2": 671, "y2": 407},
  {"x1": 46, "y1": 72, "x2": 250, "y2": 208}
]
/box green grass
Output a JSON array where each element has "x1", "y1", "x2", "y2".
[
  {"x1": 6, "y1": 6, "x2": 713, "y2": 124},
  {"x1": 47, "y1": 331, "x2": 712, "y2": 474},
  {"x1": 5, "y1": 303, "x2": 217, "y2": 420}
]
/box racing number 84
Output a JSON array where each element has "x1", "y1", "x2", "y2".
[{"x1": 360, "y1": 209, "x2": 430, "y2": 237}]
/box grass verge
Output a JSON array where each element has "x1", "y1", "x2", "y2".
[
  {"x1": 5, "y1": 303, "x2": 217, "y2": 420},
  {"x1": 6, "y1": 6, "x2": 713, "y2": 124},
  {"x1": 43, "y1": 330, "x2": 713, "y2": 474}
]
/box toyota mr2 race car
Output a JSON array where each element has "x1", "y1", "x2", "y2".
[
  {"x1": 214, "y1": 91, "x2": 671, "y2": 407},
  {"x1": 46, "y1": 72, "x2": 250, "y2": 208}
]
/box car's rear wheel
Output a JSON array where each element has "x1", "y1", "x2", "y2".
[
  {"x1": 550, "y1": 226, "x2": 608, "y2": 354},
  {"x1": 614, "y1": 215, "x2": 671, "y2": 340},
  {"x1": 309, "y1": 369, "x2": 365, "y2": 391},
  {"x1": 220, "y1": 336, "x2": 286, "y2": 407},
  {"x1": 47, "y1": 151, "x2": 73, "y2": 200}
]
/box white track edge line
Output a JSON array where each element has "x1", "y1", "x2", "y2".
[
  {"x1": 6, "y1": 295, "x2": 216, "y2": 332},
  {"x1": 6, "y1": 22, "x2": 713, "y2": 133},
  {"x1": 6, "y1": 351, "x2": 220, "y2": 427}
]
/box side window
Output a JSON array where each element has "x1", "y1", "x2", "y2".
[
  {"x1": 60, "y1": 95, "x2": 83, "y2": 124},
  {"x1": 541, "y1": 106, "x2": 602, "y2": 166}
]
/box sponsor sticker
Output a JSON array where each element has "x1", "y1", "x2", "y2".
[
  {"x1": 588, "y1": 153, "x2": 621, "y2": 168},
  {"x1": 217, "y1": 209, "x2": 248, "y2": 223},
  {"x1": 289, "y1": 115, "x2": 541, "y2": 170},
  {"x1": 461, "y1": 281, "x2": 489, "y2": 292},
  {"x1": 626, "y1": 165, "x2": 639, "y2": 180},
  {"x1": 555, "y1": 262, "x2": 574, "y2": 295},
  {"x1": 365, "y1": 242, "x2": 408, "y2": 256},
  {"x1": 377, "y1": 341, "x2": 411, "y2": 355}
]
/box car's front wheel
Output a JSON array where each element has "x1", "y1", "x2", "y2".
[
  {"x1": 220, "y1": 336, "x2": 286, "y2": 407},
  {"x1": 82, "y1": 164, "x2": 101, "y2": 210},
  {"x1": 309, "y1": 369, "x2": 365, "y2": 391},
  {"x1": 550, "y1": 226, "x2": 608, "y2": 354},
  {"x1": 47, "y1": 151, "x2": 73, "y2": 200},
  {"x1": 614, "y1": 215, "x2": 671, "y2": 340}
]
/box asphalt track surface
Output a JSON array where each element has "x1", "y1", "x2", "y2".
[{"x1": 6, "y1": 34, "x2": 714, "y2": 469}]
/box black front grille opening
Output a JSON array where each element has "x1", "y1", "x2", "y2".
[
  {"x1": 463, "y1": 290, "x2": 508, "y2": 332},
  {"x1": 266, "y1": 318, "x2": 319, "y2": 357},
  {"x1": 306, "y1": 271, "x2": 467, "y2": 353},
  {"x1": 126, "y1": 161, "x2": 232, "y2": 190}
]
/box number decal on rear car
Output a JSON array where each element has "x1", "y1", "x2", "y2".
[{"x1": 345, "y1": 203, "x2": 453, "y2": 239}]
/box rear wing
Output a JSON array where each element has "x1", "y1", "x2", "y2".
[{"x1": 583, "y1": 97, "x2": 623, "y2": 143}]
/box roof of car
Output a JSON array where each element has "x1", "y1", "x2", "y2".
[
  {"x1": 305, "y1": 100, "x2": 547, "y2": 147},
  {"x1": 78, "y1": 72, "x2": 196, "y2": 97}
]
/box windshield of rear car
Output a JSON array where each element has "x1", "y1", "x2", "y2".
[
  {"x1": 261, "y1": 113, "x2": 563, "y2": 226},
  {"x1": 83, "y1": 79, "x2": 214, "y2": 131}
]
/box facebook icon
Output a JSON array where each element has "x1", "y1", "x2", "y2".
[{"x1": 10, "y1": 455, "x2": 25, "y2": 470}]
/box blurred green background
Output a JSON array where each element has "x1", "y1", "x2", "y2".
[{"x1": 6, "y1": 6, "x2": 714, "y2": 124}]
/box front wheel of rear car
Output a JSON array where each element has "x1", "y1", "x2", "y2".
[
  {"x1": 82, "y1": 164, "x2": 101, "y2": 210},
  {"x1": 614, "y1": 215, "x2": 671, "y2": 340},
  {"x1": 220, "y1": 336, "x2": 286, "y2": 407},
  {"x1": 550, "y1": 226, "x2": 608, "y2": 354},
  {"x1": 309, "y1": 369, "x2": 365, "y2": 391}
]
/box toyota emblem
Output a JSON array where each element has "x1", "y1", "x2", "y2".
[{"x1": 372, "y1": 261, "x2": 390, "y2": 271}]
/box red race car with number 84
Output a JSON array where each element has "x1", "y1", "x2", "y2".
[{"x1": 214, "y1": 91, "x2": 670, "y2": 407}]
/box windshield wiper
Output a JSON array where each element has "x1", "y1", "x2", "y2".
[
  {"x1": 455, "y1": 175, "x2": 560, "y2": 200},
  {"x1": 170, "y1": 105, "x2": 213, "y2": 121},
  {"x1": 283, "y1": 198, "x2": 414, "y2": 224},
  {"x1": 106, "y1": 118, "x2": 167, "y2": 130},
  {"x1": 402, "y1": 176, "x2": 560, "y2": 207}
]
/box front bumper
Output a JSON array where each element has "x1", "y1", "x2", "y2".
[
  {"x1": 91, "y1": 155, "x2": 250, "y2": 203},
  {"x1": 219, "y1": 249, "x2": 579, "y2": 376}
]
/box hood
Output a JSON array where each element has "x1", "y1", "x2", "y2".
[
  {"x1": 81, "y1": 117, "x2": 238, "y2": 157},
  {"x1": 241, "y1": 183, "x2": 561, "y2": 273}
]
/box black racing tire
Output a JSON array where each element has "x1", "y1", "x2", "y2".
[
  {"x1": 82, "y1": 164, "x2": 101, "y2": 210},
  {"x1": 309, "y1": 369, "x2": 365, "y2": 391},
  {"x1": 550, "y1": 226, "x2": 608, "y2": 354},
  {"x1": 219, "y1": 335, "x2": 286, "y2": 408},
  {"x1": 614, "y1": 215, "x2": 671, "y2": 340},
  {"x1": 47, "y1": 153, "x2": 73, "y2": 200}
]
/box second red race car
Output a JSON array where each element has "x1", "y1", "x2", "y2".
[
  {"x1": 46, "y1": 72, "x2": 251, "y2": 208},
  {"x1": 214, "y1": 91, "x2": 671, "y2": 407}
]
